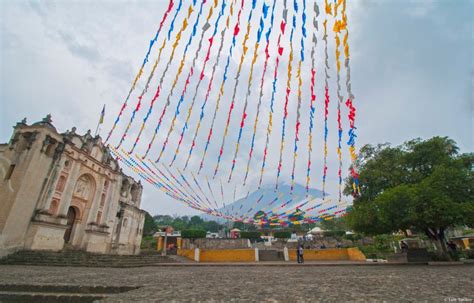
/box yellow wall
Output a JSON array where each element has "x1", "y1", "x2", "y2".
[
  {"x1": 177, "y1": 247, "x2": 365, "y2": 262},
  {"x1": 156, "y1": 237, "x2": 164, "y2": 251},
  {"x1": 347, "y1": 247, "x2": 366, "y2": 261},
  {"x1": 177, "y1": 248, "x2": 195, "y2": 260},
  {"x1": 200, "y1": 249, "x2": 256, "y2": 262},
  {"x1": 289, "y1": 248, "x2": 366, "y2": 261}
]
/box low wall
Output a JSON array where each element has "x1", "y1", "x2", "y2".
[
  {"x1": 182, "y1": 238, "x2": 250, "y2": 250},
  {"x1": 178, "y1": 248, "x2": 256, "y2": 262},
  {"x1": 289, "y1": 248, "x2": 366, "y2": 261},
  {"x1": 347, "y1": 247, "x2": 366, "y2": 261},
  {"x1": 177, "y1": 248, "x2": 195, "y2": 260},
  {"x1": 178, "y1": 247, "x2": 365, "y2": 262},
  {"x1": 200, "y1": 249, "x2": 256, "y2": 262}
]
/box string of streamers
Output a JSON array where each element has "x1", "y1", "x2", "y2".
[
  {"x1": 102, "y1": 0, "x2": 361, "y2": 225},
  {"x1": 118, "y1": 2, "x2": 178, "y2": 150},
  {"x1": 149, "y1": 0, "x2": 208, "y2": 157},
  {"x1": 243, "y1": 0, "x2": 277, "y2": 185},
  {"x1": 333, "y1": 0, "x2": 344, "y2": 202},
  {"x1": 275, "y1": 0, "x2": 298, "y2": 190},
  {"x1": 322, "y1": 0, "x2": 331, "y2": 201},
  {"x1": 184, "y1": 0, "x2": 237, "y2": 170},
  {"x1": 197, "y1": 174, "x2": 229, "y2": 216},
  {"x1": 227, "y1": 1, "x2": 271, "y2": 182},
  {"x1": 128, "y1": 2, "x2": 185, "y2": 153},
  {"x1": 188, "y1": 169, "x2": 220, "y2": 213},
  {"x1": 290, "y1": 0, "x2": 306, "y2": 192},
  {"x1": 197, "y1": 0, "x2": 245, "y2": 174},
  {"x1": 341, "y1": 0, "x2": 360, "y2": 196},
  {"x1": 258, "y1": 0, "x2": 288, "y2": 188},
  {"x1": 306, "y1": 1, "x2": 319, "y2": 194},
  {"x1": 167, "y1": 0, "x2": 228, "y2": 166},
  {"x1": 110, "y1": 147, "x2": 198, "y2": 207},
  {"x1": 156, "y1": 0, "x2": 220, "y2": 164},
  {"x1": 206, "y1": 175, "x2": 220, "y2": 209},
  {"x1": 140, "y1": 2, "x2": 197, "y2": 158},
  {"x1": 105, "y1": 0, "x2": 175, "y2": 144},
  {"x1": 162, "y1": 164, "x2": 207, "y2": 209},
  {"x1": 213, "y1": 0, "x2": 257, "y2": 178}
]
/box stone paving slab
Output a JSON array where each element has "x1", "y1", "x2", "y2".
[{"x1": 0, "y1": 265, "x2": 472, "y2": 302}]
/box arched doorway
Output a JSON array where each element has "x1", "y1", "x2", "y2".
[{"x1": 64, "y1": 206, "x2": 77, "y2": 243}]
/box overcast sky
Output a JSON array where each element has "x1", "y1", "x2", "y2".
[{"x1": 1, "y1": 0, "x2": 472, "y2": 217}]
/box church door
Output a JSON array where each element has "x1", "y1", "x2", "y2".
[{"x1": 64, "y1": 207, "x2": 76, "y2": 243}]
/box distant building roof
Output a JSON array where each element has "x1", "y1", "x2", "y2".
[{"x1": 308, "y1": 227, "x2": 325, "y2": 234}]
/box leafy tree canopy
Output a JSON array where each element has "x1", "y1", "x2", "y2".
[
  {"x1": 153, "y1": 215, "x2": 225, "y2": 233},
  {"x1": 345, "y1": 137, "x2": 473, "y2": 258},
  {"x1": 143, "y1": 211, "x2": 158, "y2": 236}
]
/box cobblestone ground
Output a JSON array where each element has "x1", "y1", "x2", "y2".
[{"x1": 0, "y1": 265, "x2": 472, "y2": 302}]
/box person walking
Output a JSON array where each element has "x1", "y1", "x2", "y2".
[{"x1": 297, "y1": 244, "x2": 304, "y2": 264}]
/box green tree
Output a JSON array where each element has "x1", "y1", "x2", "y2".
[
  {"x1": 189, "y1": 215, "x2": 204, "y2": 228},
  {"x1": 320, "y1": 217, "x2": 348, "y2": 232},
  {"x1": 143, "y1": 211, "x2": 158, "y2": 236},
  {"x1": 346, "y1": 137, "x2": 473, "y2": 259},
  {"x1": 204, "y1": 220, "x2": 221, "y2": 232}
]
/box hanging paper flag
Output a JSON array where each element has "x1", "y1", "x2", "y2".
[
  {"x1": 258, "y1": 0, "x2": 288, "y2": 188},
  {"x1": 154, "y1": 0, "x2": 216, "y2": 163},
  {"x1": 243, "y1": 0, "x2": 277, "y2": 185},
  {"x1": 306, "y1": 1, "x2": 319, "y2": 194},
  {"x1": 111, "y1": 147, "x2": 195, "y2": 206},
  {"x1": 228, "y1": 0, "x2": 271, "y2": 182},
  {"x1": 341, "y1": 0, "x2": 360, "y2": 196},
  {"x1": 275, "y1": 0, "x2": 298, "y2": 190},
  {"x1": 197, "y1": 0, "x2": 246, "y2": 174},
  {"x1": 290, "y1": 0, "x2": 307, "y2": 192},
  {"x1": 105, "y1": 0, "x2": 175, "y2": 144},
  {"x1": 165, "y1": 1, "x2": 228, "y2": 167},
  {"x1": 322, "y1": 0, "x2": 332, "y2": 201},
  {"x1": 190, "y1": 171, "x2": 217, "y2": 212},
  {"x1": 139, "y1": 3, "x2": 196, "y2": 158},
  {"x1": 119, "y1": 1, "x2": 179, "y2": 151},
  {"x1": 183, "y1": 0, "x2": 233, "y2": 170},
  {"x1": 213, "y1": 0, "x2": 257, "y2": 178},
  {"x1": 206, "y1": 175, "x2": 220, "y2": 209},
  {"x1": 333, "y1": 0, "x2": 344, "y2": 203}
]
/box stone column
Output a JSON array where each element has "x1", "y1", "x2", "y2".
[
  {"x1": 40, "y1": 157, "x2": 65, "y2": 211},
  {"x1": 102, "y1": 178, "x2": 116, "y2": 225},
  {"x1": 86, "y1": 176, "x2": 104, "y2": 224},
  {"x1": 58, "y1": 161, "x2": 81, "y2": 216},
  {"x1": 194, "y1": 248, "x2": 200, "y2": 262}
]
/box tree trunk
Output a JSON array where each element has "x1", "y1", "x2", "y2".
[{"x1": 425, "y1": 228, "x2": 451, "y2": 261}]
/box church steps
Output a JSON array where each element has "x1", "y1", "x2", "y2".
[
  {"x1": 0, "y1": 284, "x2": 141, "y2": 302},
  {"x1": 0, "y1": 250, "x2": 176, "y2": 267}
]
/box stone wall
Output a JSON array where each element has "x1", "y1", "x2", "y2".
[
  {"x1": 288, "y1": 248, "x2": 366, "y2": 261},
  {"x1": 182, "y1": 238, "x2": 251, "y2": 250}
]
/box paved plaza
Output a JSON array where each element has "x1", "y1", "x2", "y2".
[{"x1": 0, "y1": 264, "x2": 473, "y2": 302}]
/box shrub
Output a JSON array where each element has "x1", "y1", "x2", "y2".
[
  {"x1": 181, "y1": 229, "x2": 207, "y2": 239},
  {"x1": 274, "y1": 231, "x2": 291, "y2": 239},
  {"x1": 240, "y1": 231, "x2": 262, "y2": 239},
  {"x1": 343, "y1": 233, "x2": 363, "y2": 241},
  {"x1": 141, "y1": 236, "x2": 157, "y2": 249},
  {"x1": 323, "y1": 230, "x2": 346, "y2": 238}
]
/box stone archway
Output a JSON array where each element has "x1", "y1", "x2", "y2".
[
  {"x1": 64, "y1": 206, "x2": 78, "y2": 243},
  {"x1": 66, "y1": 174, "x2": 96, "y2": 246}
]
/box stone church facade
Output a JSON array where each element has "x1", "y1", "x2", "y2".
[{"x1": 0, "y1": 116, "x2": 146, "y2": 257}]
